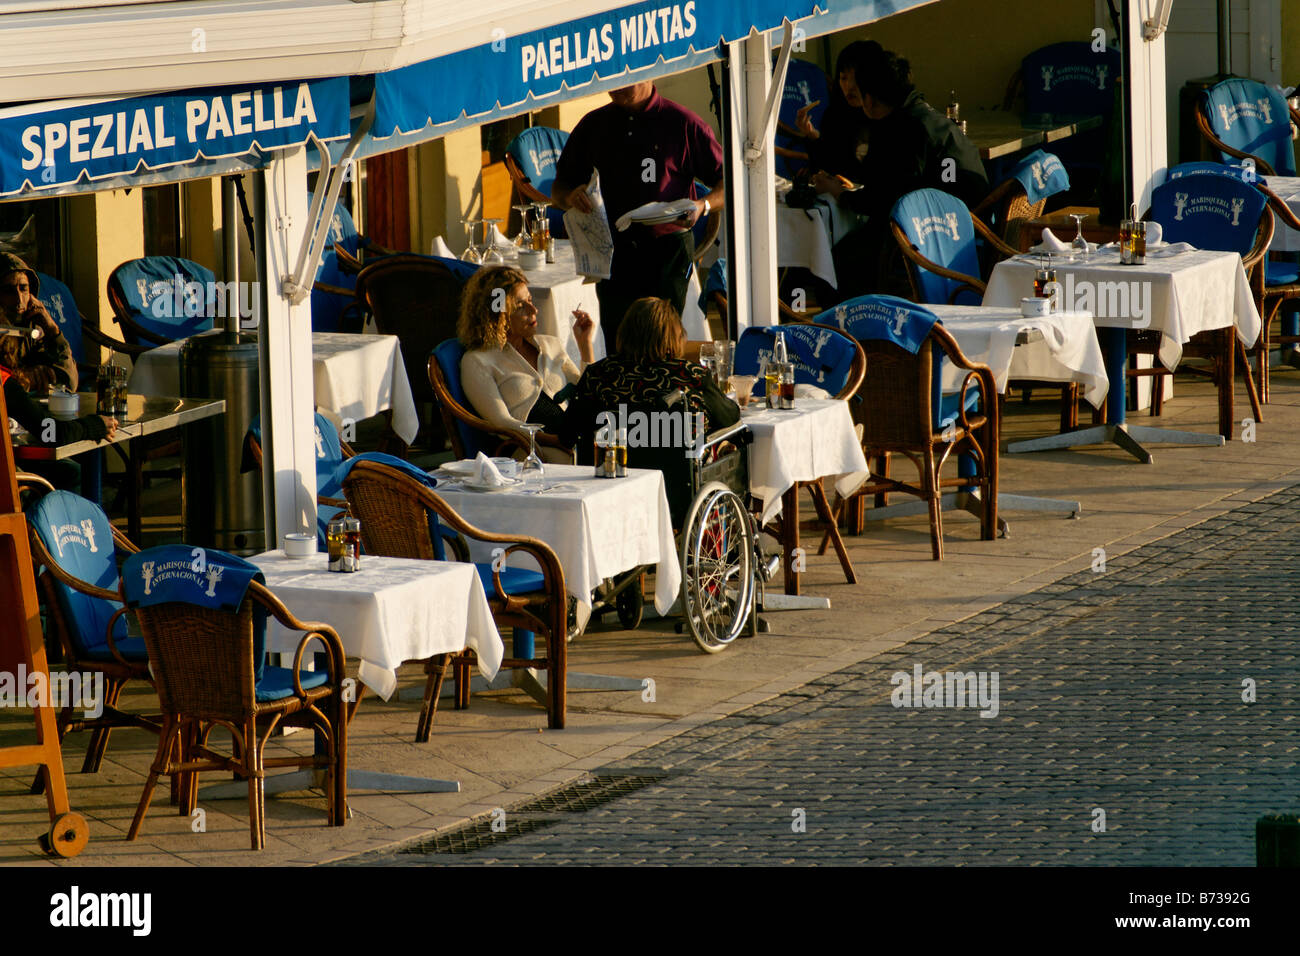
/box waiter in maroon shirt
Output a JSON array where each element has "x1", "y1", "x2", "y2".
[{"x1": 551, "y1": 81, "x2": 725, "y2": 348}]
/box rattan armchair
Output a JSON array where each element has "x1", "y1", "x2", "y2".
[
  {"x1": 340, "y1": 459, "x2": 569, "y2": 731},
  {"x1": 124, "y1": 578, "x2": 348, "y2": 851}
]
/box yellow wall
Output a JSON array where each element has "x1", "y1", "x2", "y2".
[
  {"x1": 1284, "y1": 0, "x2": 1300, "y2": 85},
  {"x1": 406, "y1": 127, "x2": 482, "y2": 256},
  {"x1": 66, "y1": 189, "x2": 143, "y2": 363}
]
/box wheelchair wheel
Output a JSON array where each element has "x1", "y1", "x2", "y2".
[{"x1": 679, "y1": 482, "x2": 755, "y2": 653}]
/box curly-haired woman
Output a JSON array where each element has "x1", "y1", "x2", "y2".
[{"x1": 457, "y1": 265, "x2": 595, "y2": 461}]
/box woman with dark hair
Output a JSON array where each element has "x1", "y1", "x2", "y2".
[
  {"x1": 797, "y1": 40, "x2": 878, "y2": 183},
  {"x1": 458, "y1": 264, "x2": 595, "y2": 461}
]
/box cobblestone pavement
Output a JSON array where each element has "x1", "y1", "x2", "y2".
[{"x1": 348, "y1": 487, "x2": 1300, "y2": 866}]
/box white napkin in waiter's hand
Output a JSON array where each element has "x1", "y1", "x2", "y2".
[
  {"x1": 1029, "y1": 228, "x2": 1071, "y2": 254},
  {"x1": 473, "y1": 452, "x2": 509, "y2": 487}
]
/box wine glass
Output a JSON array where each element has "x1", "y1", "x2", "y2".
[
  {"x1": 481, "y1": 218, "x2": 506, "y2": 265},
  {"x1": 518, "y1": 424, "x2": 546, "y2": 493},
  {"x1": 511, "y1": 204, "x2": 533, "y2": 249},
  {"x1": 1069, "y1": 213, "x2": 1090, "y2": 260},
  {"x1": 460, "y1": 218, "x2": 483, "y2": 264}
]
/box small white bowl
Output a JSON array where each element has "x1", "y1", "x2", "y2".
[
  {"x1": 1020, "y1": 296, "x2": 1051, "y2": 317},
  {"x1": 283, "y1": 533, "x2": 316, "y2": 558},
  {"x1": 518, "y1": 250, "x2": 545, "y2": 270},
  {"x1": 48, "y1": 390, "x2": 80, "y2": 421}
]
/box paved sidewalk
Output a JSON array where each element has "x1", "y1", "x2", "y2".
[{"x1": 352, "y1": 485, "x2": 1300, "y2": 865}]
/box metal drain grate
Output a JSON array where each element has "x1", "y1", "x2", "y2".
[
  {"x1": 512, "y1": 773, "x2": 668, "y2": 814},
  {"x1": 396, "y1": 773, "x2": 669, "y2": 855},
  {"x1": 398, "y1": 815, "x2": 558, "y2": 855}
]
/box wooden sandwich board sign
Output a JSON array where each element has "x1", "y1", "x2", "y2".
[{"x1": 0, "y1": 382, "x2": 88, "y2": 857}]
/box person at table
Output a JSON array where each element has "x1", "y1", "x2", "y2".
[
  {"x1": 549, "y1": 82, "x2": 725, "y2": 347},
  {"x1": 0, "y1": 253, "x2": 78, "y2": 393},
  {"x1": 812, "y1": 45, "x2": 989, "y2": 301},
  {"x1": 458, "y1": 265, "x2": 595, "y2": 463},
  {"x1": 794, "y1": 41, "x2": 877, "y2": 184},
  {"x1": 562, "y1": 297, "x2": 738, "y2": 498},
  {"x1": 2, "y1": 363, "x2": 117, "y2": 490}
]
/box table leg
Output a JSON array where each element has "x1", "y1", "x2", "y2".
[
  {"x1": 781, "y1": 486, "x2": 800, "y2": 596},
  {"x1": 127, "y1": 439, "x2": 142, "y2": 542},
  {"x1": 1005, "y1": 327, "x2": 1225, "y2": 463}
]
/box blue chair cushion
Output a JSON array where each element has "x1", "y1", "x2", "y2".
[
  {"x1": 109, "y1": 256, "x2": 218, "y2": 344},
  {"x1": 1150, "y1": 176, "x2": 1267, "y2": 257},
  {"x1": 734, "y1": 324, "x2": 859, "y2": 396},
  {"x1": 247, "y1": 413, "x2": 347, "y2": 501},
  {"x1": 34, "y1": 272, "x2": 84, "y2": 366},
  {"x1": 26, "y1": 490, "x2": 132, "y2": 659},
  {"x1": 83, "y1": 636, "x2": 146, "y2": 662},
  {"x1": 1011, "y1": 150, "x2": 1070, "y2": 205},
  {"x1": 433, "y1": 338, "x2": 489, "y2": 459},
  {"x1": 938, "y1": 388, "x2": 983, "y2": 429},
  {"x1": 255, "y1": 665, "x2": 332, "y2": 702},
  {"x1": 1202, "y1": 78, "x2": 1295, "y2": 176},
  {"x1": 1266, "y1": 261, "x2": 1300, "y2": 286},
  {"x1": 474, "y1": 563, "x2": 547, "y2": 595},
  {"x1": 890, "y1": 189, "x2": 983, "y2": 306}
]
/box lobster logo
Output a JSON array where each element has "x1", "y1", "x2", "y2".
[
  {"x1": 1173, "y1": 192, "x2": 1189, "y2": 221},
  {"x1": 314, "y1": 424, "x2": 326, "y2": 459},
  {"x1": 1030, "y1": 161, "x2": 1047, "y2": 191},
  {"x1": 1218, "y1": 102, "x2": 1237, "y2": 131},
  {"x1": 1041, "y1": 65, "x2": 1054, "y2": 91},
  {"x1": 1258, "y1": 98, "x2": 1274, "y2": 124},
  {"x1": 1230, "y1": 197, "x2": 1245, "y2": 226},
  {"x1": 140, "y1": 562, "x2": 155, "y2": 596},
  {"x1": 944, "y1": 212, "x2": 960, "y2": 239},
  {"x1": 810, "y1": 328, "x2": 832, "y2": 358},
  {"x1": 890, "y1": 308, "x2": 909, "y2": 337},
  {"x1": 204, "y1": 565, "x2": 224, "y2": 598},
  {"x1": 1095, "y1": 65, "x2": 1108, "y2": 90},
  {"x1": 80, "y1": 518, "x2": 98, "y2": 554}
]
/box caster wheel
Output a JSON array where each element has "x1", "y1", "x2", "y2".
[
  {"x1": 41, "y1": 812, "x2": 89, "y2": 858},
  {"x1": 616, "y1": 580, "x2": 644, "y2": 629}
]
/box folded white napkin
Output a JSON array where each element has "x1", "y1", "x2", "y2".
[
  {"x1": 1145, "y1": 222, "x2": 1163, "y2": 245},
  {"x1": 430, "y1": 235, "x2": 455, "y2": 259},
  {"x1": 473, "y1": 452, "x2": 509, "y2": 487},
  {"x1": 1145, "y1": 241, "x2": 1196, "y2": 258},
  {"x1": 1030, "y1": 228, "x2": 1071, "y2": 254},
  {"x1": 793, "y1": 384, "x2": 831, "y2": 400}
]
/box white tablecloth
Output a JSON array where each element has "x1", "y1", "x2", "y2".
[
  {"x1": 929, "y1": 305, "x2": 1109, "y2": 407},
  {"x1": 128, "y1": 332, "x2": 421, "y2": 444},
  {"x1": 740, "y1": 398, "x2": 869, "y2": 524},
  {"x1": 773, "y1": 199, "x2": 867, "y2": 290},
  {"x1": 1263, "y1": 175, "x2": 1300, "y2": 252},
  {"x1": 432, "y1": 464, "x2": 681, "y2": 616},
  {"x1": 985, "y1": 249, "x2": 1262, "y2": 369},
  {"x1": 527, "y1": 240, "x2": 708, "y2": 361},
  {"x1": 250, "y1": 551, "x2": 502, "y2": 700}
]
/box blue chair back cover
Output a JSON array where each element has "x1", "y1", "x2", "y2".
[
  {"x1": 817, "y1": 294, "x2": 955, "y2": 430},
  {"x1": 1150, "y1": 175, "x2": 1267, "y2": 257},
  {"x1": 108, "y1": 256, "x2": 217, "y2": 344},
  {"x1": 27, "y1": 490, "x2": 126, "y2": 656},
  {"x1": 733, "y1": 324, "x2": 859, "y2": 396},
  {"x1": 34, "y1": 272, "x2": 84, "y2": 364},
  {"x1": 891, "y1": 189, "x2": 983, "y2": 306},
  {"x1": 1167, "y1": 161, "x2": 1252, "y2": 182},
  {"x1": 1021, "y1": 42, "x2": 1120, "y2": 117},
  {"x1": 246, "y1": 412, "x2": 345, "y2": 500},
  {"x1": 122, "y1": 545, "x2": 267, "y2": 680},
  {"x1": 699, "y1": 258, "x2": 728, "y2": 312},
  {"x1": 775, "y1": 59, "x2": 829, "y2": 177},
  {"x1": 432, "y1": 338, "x2": 490, "y2": 460},
  {"x1": 1202, "y1": 78, "x2": 1295, "y2": 176},
  {"x1": 1011, "y1": 150, "x2": 1071, "y2": 204},
  {"x1": 334, "y1": 452, "x2": 447, "y2": 561},
  {"x1": 310, "y1": 204, "x2": 362, "y2": 333},
  {"x1": 507, "y1": 127, "x2": 569, "y2": 237}
]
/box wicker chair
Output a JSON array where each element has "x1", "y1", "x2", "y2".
[
  {"x1": 23, "y1": 485, "x2": 161, "y2": 790},
  {"x1": 122, "y1": 562, "x2": 348, "y2": 852},
  {"x1": 340, "y1": 459, "x2": 569, "y2": 731},
  {"x1": 830, "y1": 296, "x2": 999, "y2": 560},
  {"x1": 355, "y1": 255, "x2": 470, "y2": 451},
  {"x1": 972, "y1": 150, "x2": 1070, "y2": 249}
]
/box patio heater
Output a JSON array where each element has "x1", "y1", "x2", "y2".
[
  {"x1": 179, "y1": 175, "x2": 265, "y2": 554},
  {"x1": 1177, "y1": 0, "x2": 1235, "y2": 163}
]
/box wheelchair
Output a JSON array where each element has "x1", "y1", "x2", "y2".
[{"x1": 582, "y1": 414, "x2": 772, "y2": 654}]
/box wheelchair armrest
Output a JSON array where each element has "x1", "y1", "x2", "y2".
[{"x1": 699, "y1": 421, "x2": 751, "y2": 455}]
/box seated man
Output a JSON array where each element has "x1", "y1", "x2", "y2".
[
  {"x1": 0, "y1": 253, "x2": 78, "y2": 392},
  {"x1": 3, "y1": 362, "x2": 116, "y2": 490}
]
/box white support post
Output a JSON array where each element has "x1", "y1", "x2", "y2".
[
  {"x1": 256, "y1": 146, "x2": 317, "y2": 548},
  {"x1": 1126, "y1": 0, "x2": 1168, "y2": 209},
  {"x1": 743, "y1": 30, "x2": 779, "y2": 330},
  {"x1": 722, "y1": 42, "x2": 752, "y2": 334}
]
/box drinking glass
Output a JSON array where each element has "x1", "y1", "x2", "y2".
[
  {"x1": 511, "y1": 204, "x2": 533, "y2": 249},
  {"x1": 480, "y1": 218, "x2": 505, "y2": 265},
  {"x1": 1118, "y1": 219, "x2": 1135, "y2": 264},
  {"x1": 529, "y1": 203, "x2": 551, "y2": 252},
  {"x1": 459, "y1": 218, "x2": 483, "y2": 264},
  {"x1": 729, "y1": 375, "x2": 757, "y2": 409},
  {"x1": 518, "y1": 424, "x2": 546, "y2": 492},
  {"x1": 698, "y1": 341, "x2": 716, "y2": 377},
  {"x1": 764, "y1": 360, "x2": 781, "y2": 408},
  {"x1": 712, "y1": 340, "x2": 734, "y2": 389},
  {"x1": 1069, "y1": 213, "x2": 1090, "y2": 259}
]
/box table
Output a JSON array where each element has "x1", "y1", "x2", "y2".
[
  {"x1": 527, "y1": 240, "x2": 709, "y2": 361},
  {"x1": 129, "y1": 332, "x2": 419, "y2": 444},
  {"x1": 210, "y1": 551, "x2": 505, "y2": 797},
  {"x1": 739, "y1": 398, "x2": 869, "y2": 595},
  {"x1": 11, "y1": 393, "x2": 225, "y2": 540},
  {"x1": 1015, "y1": 206, "x2": 1119, "y2": 253},
  {"x1": 985, "y1": 248, "x2": 1262, "y2": 461},
  {"x1": 1262, "y1": 176, "x2": 1300, "y2": 252},
  {"x1": 966, "y1": 111, "x2": 1104, "y2": 162},
  {"x1": 930, "y1": 305, "x2": 1109, "y2": 407}
]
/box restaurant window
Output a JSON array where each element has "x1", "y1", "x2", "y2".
[
  {"x1": 0, "y1": 198, "x2": 65, "y2": 277},
  {"x1": 141, "y1": 183, "x2": 182, "y2": 258}
]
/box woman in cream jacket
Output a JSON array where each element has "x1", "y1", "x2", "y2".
[{"x1": 458, "y1": 265, "x2": 596, "y2": 462}]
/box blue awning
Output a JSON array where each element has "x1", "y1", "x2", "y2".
[
  {"x1": 0, "y1": 77, "x2": 351, "y2": 198},
  {"x1": 372, "y1": 0, "x2": 827, "y2": 140}
]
